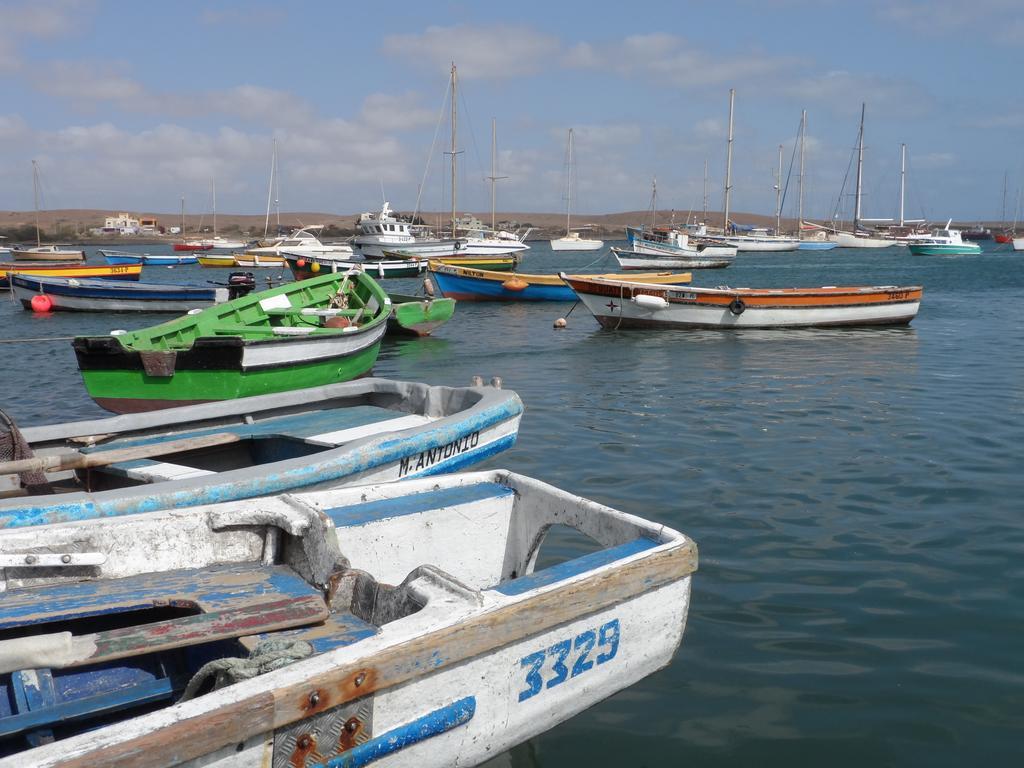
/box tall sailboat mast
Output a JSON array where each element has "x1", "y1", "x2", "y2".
[
  {"x1": 798, "y1": 110, "x2": 806, "y2": 238},
  {"x1": 450, "y1": 63, "x2": 458, "y2": 238},
  {"x1": 899, "y1": 143, "x2": 906, "y2": 228},
  {"x1": 264, "y1": 138, "x2": 278, "y2": 239},
  {"x1": 1001, "y1": 171, "x2": 1008, "y2": 227},
  {"x1": 486, "y1": 118, "x2": 507, "y2": 231},
  {"x1": 180, "y1": 196, "x2": 185, "y2": 239},
  {"x1": 32, "y1": 160, "x2": 41, "y2": 247},
  {"x1": 702, "y1": 158, "x2": 708, "y2": 221},
  {"x1": 723, "y1": 88, "x2": 735, "y2": 233},
  {"x1": 853, "y1": 102, "x2": 866, "y2": 234},
  {"x1": 212, "y1": 176, "x2": 217, "y2": 238},
  {"x1": 565, "y1": 128, "x2": 575, "y2": 236},
  {"x1": 775, "y1": 143, "x2": 783, "y2": 234}
]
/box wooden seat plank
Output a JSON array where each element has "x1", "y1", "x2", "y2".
[{"x1": 0, "y1": 563, "x2": 320, "y2": 629}]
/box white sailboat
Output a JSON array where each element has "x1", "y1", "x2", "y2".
[
  {"x1": 828, "y1": 104, "x2": 894, "y2": 249},
  {"x1": 194, "y1": 176, "x2": 247, "y2": 250},
  {"x1": 12, "y1": 160, "x2": 84, "y2": 262},
  {"x1": 550, "y1": 128, "x2": 603, "y2": 251},
  {"x1": 380, "y1": 64, "x2": 530, "y2": 261},
  {"x1": 705, "y1": 90, "x2": 799, "y2": 252},
  {"x1": 794, "y1": 110, "x2": 837, "y2": 250}
]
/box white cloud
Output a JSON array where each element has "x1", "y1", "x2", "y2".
[
  {"x1": 785, "y1": 70, "x2": 933, "y2": 118},
  {"x1": 878, "y1": 0, "x2": 1022, "y2": 39},
  {"x1": 564, "y1": 33, "x2": 801, "y2": 88},
  {"x1": 358, "y1": 93, "x2": 438, "y2": 133},
  {"x1": 381, "y1": 25, "x2": 560, "y2": 79},
  {"x1": 0, "y1": 0, "x2": 88, "y2": 72},
  {"x1": 0, "y1": 115, "x2": 30, "y2": 142}
]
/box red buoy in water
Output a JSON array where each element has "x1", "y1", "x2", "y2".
[{"x1": 31, "y1": 294, "x2": 53, "y2": 313}]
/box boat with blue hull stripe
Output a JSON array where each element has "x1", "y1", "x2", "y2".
[
  {"x1": 0, "y1": 470, "x2": 697, "y2": 767},
  {"x1": 0, "y1": 379, "x2": 523, "y2": 528}
]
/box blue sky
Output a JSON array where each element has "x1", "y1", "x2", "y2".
[{"x1": 1, "y1": 0, "x2": 1022, "y2": 222}]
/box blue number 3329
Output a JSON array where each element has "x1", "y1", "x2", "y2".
[{"x1": 517, "y1": 619, "x2": 620, "y2": 703}]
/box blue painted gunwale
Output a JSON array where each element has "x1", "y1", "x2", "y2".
[
  {"x1": 0, "y1": 395, "x2": 523, "y2": 528},
  {"x1": 325, "y1": 482, "x2": 515, "y2": 526},
  {"x1": 494, "y1": 537, "x2": 659, "y2": 596}
]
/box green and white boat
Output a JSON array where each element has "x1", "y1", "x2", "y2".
[
  {"x1": 73, "y1": 269, "x2": 392, "y2": 413},
  {"x1": 907, "y1": 223, "x2": 982, "y2": 256}
]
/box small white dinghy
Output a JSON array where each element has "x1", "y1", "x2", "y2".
[{"x1": 0, "y1": 470, "x2": 697, "y2": 767}]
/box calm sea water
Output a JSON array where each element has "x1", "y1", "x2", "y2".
[{"x1": 1, "y1": 242, "x2": 1022, "y2": 766}]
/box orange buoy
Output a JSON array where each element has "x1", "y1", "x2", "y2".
[
  {"x1": 325, "y1": 316, "x2": 352, "y2": 328},
  {"x1": 296, "y1": 259, "x2": 306, "y2": 268},
  {"x1": 502, "y1": 278, "x2": 528, "y2": 292},
  {"x1": 30, "y1": 294, "x2": 53, "y2": 313}
]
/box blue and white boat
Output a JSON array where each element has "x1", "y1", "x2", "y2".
[
  {"x1": 10, "y1": 273, "x2": 254, "y2": 313},
  {"x1": 99, "y1": 249, "x2": 200, "y2": 266},
  {"x1": 0, "y1": 378, "x2": 523, "y2": 528},
  {"x1": 428, "y1": 261, "x2": 692, "y2": 302},
  {"x1": 0, "y1": 469, "x2": 696, "y2": 767}
]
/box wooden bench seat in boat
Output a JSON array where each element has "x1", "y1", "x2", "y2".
[
  {"x1": 0, "y1": 562, "x2": 379, "y2": 743},
  {"x1": 81, "y1": 407, "x2": 433, "y2": 482}
]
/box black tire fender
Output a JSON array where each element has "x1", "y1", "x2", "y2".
[{"x1": 728, "y1": 298, "x2": 746, "y2": 316}]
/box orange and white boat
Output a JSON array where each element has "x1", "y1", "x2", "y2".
[
  {"x1": 1, "y1": 262, "x2": 142, "y2": 290},
  {"x1": 561, "y1": 274, "x2": 922, "y2": 329}
]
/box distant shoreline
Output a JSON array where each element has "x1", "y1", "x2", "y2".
[{"x1": 1, "y1": 208, "x2": 1009, "y2": 242}]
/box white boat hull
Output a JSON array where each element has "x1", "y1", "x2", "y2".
[
  {"x1": 564, "y1": 278, "x2": 922, "y2": 329},
  {"x1": 549, "y1": 236, "x2": 604, "y2": 251},
  {"x1": 1014, "y1": 237, "x2": 1024, "y2": 251},
  {"x1": 828, "y1": 231, "x2": 894, "y2": 249},
  {"x1": 707, "y1": 236, "x2": 799, "y2": 252},
  {"x1": 612, "y1": 246, "x2": 733, "y2": 270},
  {"x1": 5, "y1": 470, "x2": 695, "y2": 768}
]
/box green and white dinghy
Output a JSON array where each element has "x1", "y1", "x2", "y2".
[{"x1": 73, "y1": 270, "x2": 391, "y2": 413}]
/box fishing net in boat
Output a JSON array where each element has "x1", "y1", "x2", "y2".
[
  {"x1": 0, "y1": 409, "x2": 50, "y2": 493},
  {"x1": 179, "y1": 638, "x2": 314, "y2": 701}
]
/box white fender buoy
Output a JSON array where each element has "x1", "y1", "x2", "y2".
[
  {"x1": 632, "y1": 294, "x2": 669, "y2": 310},
  {"x1": 553, "y1": 317, "x2": 567, "y2": 329}
]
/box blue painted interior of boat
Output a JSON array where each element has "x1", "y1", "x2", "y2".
[
  {"x1": 493, "y1": 537, "x2": 659, "y2": 596},
  {"x1": 0, "y1": 559, "x2": 382, "y2": 751},
  {"x1": 80, "y1": 405, "x2": 402, "y2": 454},
  {"x1": 0, "y1": 644, "x2": 234, "y2": 744},
  {"x1": 325, "y1": 482, "x2": 515, "y2": 527}
]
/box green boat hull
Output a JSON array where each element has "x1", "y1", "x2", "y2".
[
  {"x1": 908, "y1": 244, "x2": 981, "y2": 256},
  {"x1": 78, "y1": 343, "x2": 382, "y2": 412},
  {"x1": 387, "y1": 294, "x2": 456, "y2": 336}
]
